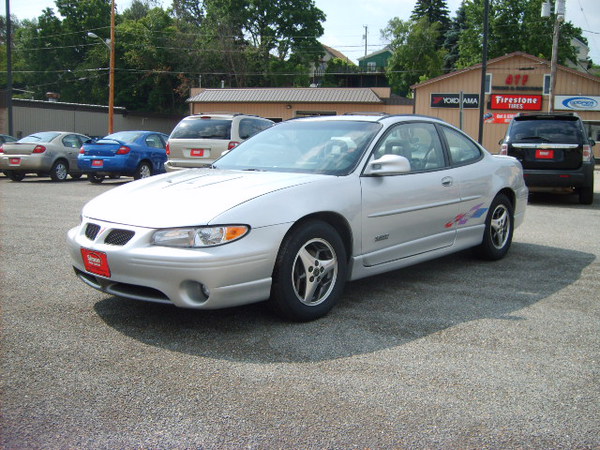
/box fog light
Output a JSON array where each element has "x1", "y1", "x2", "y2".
[{"x1": 181, "y1": 280, "x2": 209, "y2": 304}]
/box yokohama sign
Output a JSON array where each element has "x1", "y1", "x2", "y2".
[
  {"x1": 490, "y1": 94, "x2": 542, "y2": 111},
  {"x1": 430, "y1": 93, "x2": 480, "y2": 108}
]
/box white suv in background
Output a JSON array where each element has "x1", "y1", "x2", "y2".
[{"x1": 165, "y1": 113, "x2": 274, "y2": 171}]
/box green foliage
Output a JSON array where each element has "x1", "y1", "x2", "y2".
[
  {"x1": 455, "y1": 0, "x2": 585, "y2": 69},
  {"x1": 383, "y1": 17, "x2": 446, "y2": 95},
  {"x1": 6, "y1": 0, "x2": 326, "y2": 112}
]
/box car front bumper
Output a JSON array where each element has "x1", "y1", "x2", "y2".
[{"x1": 67, "y1": 219, "x2": 288, "y2": 309}]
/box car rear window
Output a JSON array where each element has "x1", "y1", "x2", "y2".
[
  {"x1": 100, "y1": 131, "x2": 142, "y2": 144},
  {"x1": 20, "y1": 132, "x2": 60, "y2": 143},
  {"x1": 509, "y1": 119, "x2": 583, "y2": 144},
  {"x1": 170, "y1": 118, "x2": 232, "y2": 139}
]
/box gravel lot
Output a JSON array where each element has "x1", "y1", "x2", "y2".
[{"x1": 1, "y1": 173, "x2": 599, "y2": 448}]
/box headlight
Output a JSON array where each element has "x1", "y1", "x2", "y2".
[{"x1": 152, "y1": 225, "x2": 249, "y2": 248}]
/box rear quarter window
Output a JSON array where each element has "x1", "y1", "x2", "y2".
[{"x1": 440, "y1": 126, "x2": 482, "y2": 165}]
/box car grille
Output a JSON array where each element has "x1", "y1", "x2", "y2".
[
  {"x1": 84, "y1": 223, "x2": 135, "y2": 246},
  {"x1": 85, "y1": 223, "x2": 101, "y2": 240},
  {"x1": 105, "y1": 229, "x2": 135, "y2": 246}
]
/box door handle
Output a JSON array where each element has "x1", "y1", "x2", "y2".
[{"x1": 441, "y1": 176, "x2": 453, "y2": 187}]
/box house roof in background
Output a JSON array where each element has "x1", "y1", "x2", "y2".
[
  {"x1": 322, "y1": 45, "x2": 354, "y2": 64},
  {"x1": 188, "y1": 88, "x2": 385, "y2": 104}
]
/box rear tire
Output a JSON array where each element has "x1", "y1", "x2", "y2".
[
  {"x1": 134, "y1": 162, "x2": 152, "y2": 180},
  {"x1": 269, "y1": 220, "x2": 347, "y2": 321},
  {"x1": 88, "y1": 173, "x2": 104, "y2": 184},
  {"x1": 579, "y1": 185, "x2": 594, "y2": 205},
  {"x1": 6, "y1": 170, "x2": 25, "y2": 182},
  {"x1": 475, "y1": 193, "x2": 514, "y2": 261},
  {"x1": 50, "y1": 160, "x2": 69, "y2": 181}
]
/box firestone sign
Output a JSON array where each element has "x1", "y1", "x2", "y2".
[
  {"x1": 430, "y1": 93, "x2": 480, "y2": 109},
  {"x1": 490, "y1": 94, "x2": 543, "y2": 111}
]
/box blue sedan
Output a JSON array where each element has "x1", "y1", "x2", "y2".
[{"x1": 78, "y1": 131, "x2": 169, "y2": 183}]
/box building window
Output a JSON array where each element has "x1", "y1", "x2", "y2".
[
  {"x1": 367, "y1": 62, "x2": 377, "y2": 72},
  {"x1": 543, "y1": 74, "x2": 551, "y2": 95},
  {"x1": 295, "y1": 111, "x2": 336, "y2": 117}
]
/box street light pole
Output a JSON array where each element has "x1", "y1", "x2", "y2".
[{"x1": 86, "y1": 0, "x2": 115, "y2": 134}]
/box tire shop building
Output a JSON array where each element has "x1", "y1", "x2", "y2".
[
  {"x1": 186, "y1": 87, "x2": 413, "y2": 122},
  {"x1": 411, "y1": 52, "x2": 600, "y2": 157}
]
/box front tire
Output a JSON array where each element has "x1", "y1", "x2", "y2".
[
  {"x1": 270, "y1": 220, "x2": 347, "y2": 321},
  {"x1": 134, "y1": 162, "x2": 152, "y2": 180},
  {"x1": 50, "y1": 160, "x2": 69, "y2": 181},
  {"x1": 475, "y1": 193, "x2": 514, "y2": 261}
]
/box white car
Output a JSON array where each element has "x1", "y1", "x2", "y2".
[{"x1": 67, "y1": 114, "x2": 528, "y2": 321}]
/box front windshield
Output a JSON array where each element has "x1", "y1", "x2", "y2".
[{"x1": 213, "y1": 120, "x2": 382, "y2": 175}]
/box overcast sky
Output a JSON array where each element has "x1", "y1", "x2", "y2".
[{"x1": 3, "y1": 0, "x2": 599, "y2": 64}]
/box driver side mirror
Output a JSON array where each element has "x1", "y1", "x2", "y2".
[{"x1": 364, "y1": 154, "x2": 411, "y2": 176}]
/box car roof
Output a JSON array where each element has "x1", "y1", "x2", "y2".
[{"x1": 289, "y1": 113, "x2": 446, "y2": 125}]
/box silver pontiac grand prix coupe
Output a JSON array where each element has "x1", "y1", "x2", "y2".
[{"x1": 67, "y1": 114, "x2": 528, "y2": 321}]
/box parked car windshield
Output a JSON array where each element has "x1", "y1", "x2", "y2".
[
  {"x1": 170, "y1": 118, "x2": 232, "y2": 139},
  {"x1": 509, "y1": 119, "x2": 584, "y2": 144},
  {"x1": 99, "y1": 131, "x2": 142, "y2": 144},
  {"x1": 20, "y1": 132, "x2": 60, "y2": 143},
  {"x1": 214, "y1": 120, "x2": 382, "y2": 175}
]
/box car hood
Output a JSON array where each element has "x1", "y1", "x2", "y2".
[{"x1": 83, "y1": 169, "x2": 324, "y2": 228}]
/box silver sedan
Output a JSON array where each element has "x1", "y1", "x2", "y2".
[{"x1": 67, "y1": 115, "x2": 528, "y2": 321}]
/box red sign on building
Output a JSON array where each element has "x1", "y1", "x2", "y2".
[{"x1": 490, "y1": 94, "x2": 543, "y2": 111}]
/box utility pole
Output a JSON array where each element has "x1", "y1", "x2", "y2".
[
  {"x1": 363, "y1": 25, "x2": 368, "y2": 57},
  {"x1": 544, "y1": 0, "x2": 565, "y2": 113},
  {"x1": 477, "y1": 0, "x2": 489, "y2": 144},
  {"x1": 108, "y1": 0, "x2": 116, "y2": 134},
  {"x1": 6, "y1": 0, "x2": 13, "y2": 136}
]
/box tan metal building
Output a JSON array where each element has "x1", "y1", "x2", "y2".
[
  {"x1": 187, "y1": 87, "x2": 413, "y2": 121},
  {"x1": 411, "y1": 52, "x2": 600, "y2": 156}
]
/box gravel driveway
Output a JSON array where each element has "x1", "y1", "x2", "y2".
[{"x1": 1, "y1": 174, "x2": 599, "y2": 448}]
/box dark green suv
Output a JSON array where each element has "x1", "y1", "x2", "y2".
[{"x1": 500, "y1": 113, "x2": 595, "y2": 204}]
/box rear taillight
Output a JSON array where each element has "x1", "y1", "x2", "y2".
[
  {"x1": 166, "y1": 142, "x2": 170, "y2": 155},
  {"x1": 32, "y1": 145, "x2": 46, "y2": 154},
  {"x1": 79, "y1": 147, "x2": 85, "y2": 154},
  {"x1": 0, "y1": 145, "x2": 3, "y2": 154},
  {"x1": 228, "y1": 141, "x2": 240, "y2": 150},
  {"x1": 116, "y1": 146, "x2": 131, "y2": 155},
  {"x1": 499, "y1": 143, "x2": 508, "y2": 155},
  {"x1": 582, "y1": 144, "x2": 592, "y2": 162}
]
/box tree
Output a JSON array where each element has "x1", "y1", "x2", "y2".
[
  {"x1": 443, "y1": 1, "x2": 467, "y2": 70},
  {"x1": 455, "y1": 0, "x2": 585, "y2": 69},
  {"x1": 383, "y1": 17, "x2": 446, "y2": 95},
  {"x1": 411, "y1": 0, "x2": 451, "y2": 29}
]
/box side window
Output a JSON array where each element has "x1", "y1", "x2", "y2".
[
  {"x1": 373, "y1": 122, "x2": 446, "y2": 172},
  {"x1": 62, "y1": 135, "x2": 81, "y2": 148},
  {"x1": 145, "y1": 134, "x2": 165, "y2": 149},
  {"x1": 440, "y1": 126, "x2": 482, "y2": 165},
  {"x1": 239, "y1": 118, "x2": 272, "y2": 139}
]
